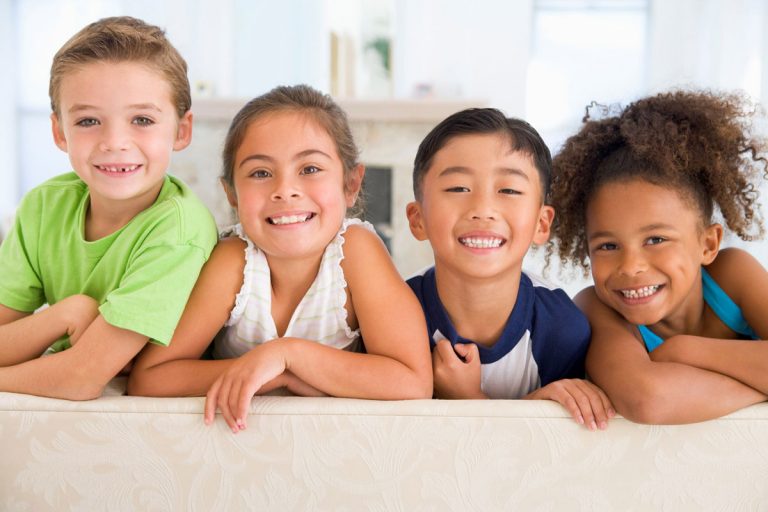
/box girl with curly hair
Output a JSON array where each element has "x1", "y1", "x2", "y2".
[{"x1": 549, "y1": 90, "x2": 768, "y2": 424}]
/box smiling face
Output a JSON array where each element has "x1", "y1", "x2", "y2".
[
  {"x1": 585, "y1": 178, "x2": 722, "y2": 329},
  {"x1": 51, "y1": 61, "x2": 192, "y2": 219},
  {"x1": 407, "y1": 132, "x2": 554, "y2": 282},
  {"x1": 226, "y1": 110, "x2": 362, "y2": 263}
]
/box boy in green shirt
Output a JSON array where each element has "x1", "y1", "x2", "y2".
[{"x1": 0, "y1": 17, "x2": 217, "y2": 399}]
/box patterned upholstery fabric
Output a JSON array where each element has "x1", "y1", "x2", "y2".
[{"x1": 2, "y1": 379, "x2": 767, "y2": 510}]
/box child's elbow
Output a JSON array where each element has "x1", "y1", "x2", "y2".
[
  {"x1": 63, "y1": 381, "x2": 105, "y2": 401},
  {"x1": 614, "y1": 381, "x2": 679, "y2": 424},
  {"x1": 125, "y1": 372, "x2": 150, "y2": 396},
  {"x1": 402, "y1": 370, "x2": 433, "y2": 399}
]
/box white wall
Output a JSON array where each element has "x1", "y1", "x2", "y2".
[
  {"x1": 392, "y1": 0, "x2": 532, "y2": 116},
  {"x1": 0, "y1": 0, "x2": 17, "y2": 225}
]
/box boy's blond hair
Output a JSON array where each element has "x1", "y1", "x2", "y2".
[{"x1": 49, "y1": 16, "x2": 191, "y2": 119}]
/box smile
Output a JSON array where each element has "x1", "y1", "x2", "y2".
[
  {"x1": 619, "y1": 285, "x2": 661, "y2": 299},
  {"x1": 96, "y1": 164, "x2": 141, "y2": 173},
  {"x1": 458, "y1": 236, "x2": 505, "y2": 249},
  {"x1": 268, "y1": 213, "x2": 315, "y2": 225}
]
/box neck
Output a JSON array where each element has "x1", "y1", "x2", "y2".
[
  {"x1": 434, "y1": 264, "x2": 523, "y2": 348},
  {"x1": 649, "y1": 269, "x2": 707, "y2": 337},
  {"x1": 84, "y1": 183, "x2": 163, "y2": 241}
]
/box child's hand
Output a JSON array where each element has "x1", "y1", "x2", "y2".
[
  {"x1": 526, "y1": 379, "x2": 615, "y2": 430},
  {"x1": 432, "y1": 340, "x2": 486, "y2": 399},
  {"x1": 204, "y1": 341, "x2": 288, "y2": 432}
]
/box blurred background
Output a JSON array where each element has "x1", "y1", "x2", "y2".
[{"x1": 1, "y1": 0, "x2": 767, "y2": 293}]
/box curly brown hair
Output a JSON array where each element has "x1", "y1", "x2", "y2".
[{"x1": 548, "y1": 90, "x2": 768, "y2": 273}]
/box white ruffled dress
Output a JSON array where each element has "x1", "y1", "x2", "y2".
[{"x1": 213, "y1": 218, "x2": 374, "y2": 359}]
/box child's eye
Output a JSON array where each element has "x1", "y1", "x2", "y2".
[
  {"x1": 445, "y1": 186, "x2": 470, "y2": 193},
  {"x1": 132, "y1": 116, "x2": 154, "y2": 127},
  {"x1": 75, "y1": 118, "x2": 99, "y2": 127},
  {"x1": 646, "y1": 236, "x2": 666, "y2": 246},
  {"x1": 499, "y1": 188, "x2": 522, "y2": 195},
  {"x1": 249, "y1": 169, "x2": 271, "y2": 178},
  {"x1": 300, "y1": 165, "x2": 321, "y2": 175},
  {"x1": 595, "y1": 242, "x2": 618, "y2": 251}
]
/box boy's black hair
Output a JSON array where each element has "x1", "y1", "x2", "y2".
[{"x1": 412, "y1": 108, "x2": 552, "y2": 201}]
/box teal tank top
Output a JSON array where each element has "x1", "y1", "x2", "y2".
[{"x1": 639, "y1": 268, "x2": 758, "y2": 352}]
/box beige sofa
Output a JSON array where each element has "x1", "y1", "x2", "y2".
[{"x1": 2, "y1": 378, "x2": 767, "y2": 511}]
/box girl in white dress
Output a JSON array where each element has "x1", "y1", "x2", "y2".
[{"x1": 128, "y1": 85, "x2": 432, "y2": 432}]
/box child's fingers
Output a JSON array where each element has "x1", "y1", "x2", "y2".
[
  {"x1": 228, "y1": 379, "x2": 246, "y2": 430},
  {"x1": 204, "y1": 379, "x2": 222, "y2": 425},
  {"x1": 553, "y1": 386, "x2": 586, "y2": 427},
  {"x1": 570, "y1": 381, "x2": 600, "y2": 431},
  {"x1": 596, "y1": 384, "x2": 616, "y2": 418},
  {"x1": 216, "y1": 378, "x2": 239, "y2": 433},
  {"x1": 435, "y1": 340, "x2": 459, "y2": 363},
  {"x1": 569, "y1": 380, "x2": 611, "y2": 431},
  {"x1": 236, "y1": 379, "x2": 262, "y2": 429},
  {"x1": 454, "y1": 343, "x2": 479, "y2": 363}
]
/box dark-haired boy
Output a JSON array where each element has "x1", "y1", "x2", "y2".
[{"x1": 406, "y1": 108, "x2": 613, "y2": 429}]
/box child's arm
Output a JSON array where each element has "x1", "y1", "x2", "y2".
[
  {"x1": 204, "y1": 226, "x2": 433, "y2": 429},
  {"x1": 0, "y1": 314, "x2": 149, "y2": 399},
  {"x1": 580, "y1": 287, "x2": 766, "y2": 424},
  {"x1": 127, "y1": 238, "x2": 247, "y2": 397},
  {"x1": 0, "y1": 295, "x2": 99, "y2": 367},
  {"x1": 127, "y1": 238, "x2": 322, "y2": 398},
  {"x1": 649, "y1": 249, "x2": 768, "y2": 394}
]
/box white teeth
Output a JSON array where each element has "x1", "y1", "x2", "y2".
[
  {"x1": 270, "y1": 214, "x2": 311, "y2": 225},
  {"x1": 98, "y1": 165, "x2": 139, "y2": 173},
  {"x1": 620, "y1": 285, "x2": 660, "y2": 299},
  {"x1": 459, "y1": 237, "x2": 504, "y2": 249}
]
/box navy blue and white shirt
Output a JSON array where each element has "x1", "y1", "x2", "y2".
[{"x1": 407, "y1": 267, "x2": 591, "y2": 398}]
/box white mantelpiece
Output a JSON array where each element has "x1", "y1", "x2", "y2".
[{"x1": 173, "y1": 97, "x2": 485, "y2": 277}]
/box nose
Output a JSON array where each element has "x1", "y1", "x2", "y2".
[
  {"x1": 98, "y1": 124, "x2": 131, "y2": 152},
  {"x1": 270, "y1": 174, "x2": 302, "y2": 201},
  {"x1": 618, "y1": 247, "x2": 647, "y2": 276},
  {"x1": 468, "y1": 189, "x2": 497, "y2": 221}
]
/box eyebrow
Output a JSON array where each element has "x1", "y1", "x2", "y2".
[
  {"x1": 437, "y1": 166, "x2": 530, "y2": 180},
  {"x1": 589, "y1": 223, "x2": 678, "y2": 239},
  {"x1": 67, "y1": 103, "x2": 163, "y2": 114},
  {"x1": 238, "y1": 148, "x2": 333, "y2": 169}
]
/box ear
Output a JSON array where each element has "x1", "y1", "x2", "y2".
[
  {"x1": 406, "y1": 201, "x2": 428, "y2": 241},
  {"x1": 51, "y1": 113, "x2": 68, "y2": 152},
  {"x1": 701, "y1": 222, "x2": 723, "y2": 265},
  {"x1": 221, "y1": 178, "x2": 238, "y2": 208},
  {"x1": 345, "y1": 164, "x2": 365, "y2": 207},
  {"x1": 532, "y1": 205, "x2": 555, "y2": 246},
  {"x1": 173, "y1": 111, "x2": 193, "y2": 151}
]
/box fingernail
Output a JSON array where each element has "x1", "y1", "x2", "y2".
[
  {"x1": 609, "y1": 408, "x2": 617, "y2": 417},
  {"x1": 599, "y1": 421, "x2": 608, "y2": 430},
  {"x1": 204, "y1": 418, "x2": 211, "y2": 426},
  {"x1": 590, "y1": 421, "x2": 597, "y2": 431},
  {"x1": 577, "y1": 415, "x2": 584, "y2": 425}
]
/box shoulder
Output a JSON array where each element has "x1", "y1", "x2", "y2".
[
  {"x1": 135, "y1": 176, "x2": 218, "y2": 252},
  {"x1": 18, "y1": 172, "x2": 86, "y2": 208},
  {"x1": 339, "y1": 221, "x2": 388, "y2": 263},
  {"x1": 706, "y1": 247, "x2": 767, "y2": 305},
  {"x1": 526, "y1": 276, "x2": 590, "y2": 348},
  {"x1": 209, "y1": 236, "x2": 247, "y2": 266},
  {"x1": 526, "y1": 274, "x2": 587, "y2": 325}
]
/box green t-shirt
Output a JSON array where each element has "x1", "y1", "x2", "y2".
[{"x1": 0, "y1": 172, "x2": 218, "y2": 349}]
